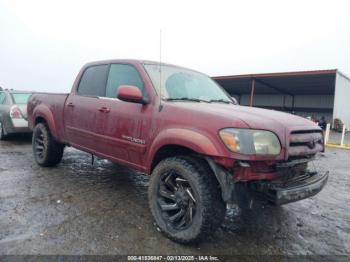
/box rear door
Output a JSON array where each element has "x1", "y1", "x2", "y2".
[{"x1": 64, "y1": 64, "x2": 109, "y2": 153}]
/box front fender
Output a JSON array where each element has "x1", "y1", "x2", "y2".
[
  {"x1": 32, "y1": 104, "x2": 58, "y2": 139},
  {"x1": 147, "y1": 128, "x2": 222, "y2": 171}
]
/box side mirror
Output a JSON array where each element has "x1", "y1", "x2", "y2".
[{"x1": 117, "y1": 85, "x2": 147, "y2": 104}]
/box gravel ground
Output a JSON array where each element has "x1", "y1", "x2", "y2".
[{"x1": 0, "y1": 136, "x2": 349, "y2": 257}]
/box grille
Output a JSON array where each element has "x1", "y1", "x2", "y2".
[{"x1": 288, "y1": 130, "x2": 324, "y2": 157}]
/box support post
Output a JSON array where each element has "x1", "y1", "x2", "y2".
[
  {"x1": 325, "y1": 123, "x2": 330, "y2": 145},
  {"x1": 250, "y1": 79, "x2": 255, "y2": 107},
  {"x1": 291, "y1": 95, "x2": 295, "y2": 113},
  {"x1": 340, "y1": 125, "x2": 346, "y2": 146}
]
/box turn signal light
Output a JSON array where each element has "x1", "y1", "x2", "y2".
[{"x1": 219, "y1": 131, "x2": 240, "y2": 152}]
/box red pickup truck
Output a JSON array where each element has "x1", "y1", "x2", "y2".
[{"x1": 27, "y1": 59, "x2": 328, "y2": 243}]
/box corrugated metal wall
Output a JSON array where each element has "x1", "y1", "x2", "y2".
[
  {"x1": 333, "y1": 72, "x2": 350, "y2": 128},
  {"x1": 236, "y1": 94, "x2": 333, "y2": 108},
  {"x1": 293, "y1": 95, "x2": 334, "y2": 108},
  {"x1": 234, "y1": 94, "x2": 334, "y2": 123}
]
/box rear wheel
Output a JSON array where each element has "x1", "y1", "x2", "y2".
[
  {"x1": 0, "y1": 121, "x2": 7, "y2": 140},
  {"x1": 148, "y1": 156, "x2": 226, "y2": 243},
  {"x1": 32, "y1": 123, "x2": 64, "y2": 166}
]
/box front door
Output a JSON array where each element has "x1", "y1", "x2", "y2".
[{"x1": 94, "y1": 63, "x2": 148, "y2": 169}]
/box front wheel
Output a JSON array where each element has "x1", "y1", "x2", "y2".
[
  {"x1": 32, "y1": 123, "x2": 64, "y2": 167},
  {"x1": 148, "y1": 156, "x2": 226, "y2": 243}
]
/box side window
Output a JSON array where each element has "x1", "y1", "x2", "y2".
[
  {"x1": 0, "y1": 92, "x2": 6, "y2": 104},
  {"x1": 105, "y1": 64, "x2": 144, "y2": 98},
  {"x1": 77, "y1": 65, "x2": 109, "y2": 97}
]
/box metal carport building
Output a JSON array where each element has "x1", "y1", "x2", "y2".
[{"x1": 213, "y1": 69, "x2": 350, "y2": 128}]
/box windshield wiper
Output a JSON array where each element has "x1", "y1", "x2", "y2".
[
  {"x1": 164, "y1": 97, "x2": 209, "y2": 103},
  {"x1": 208, "y1": 99, "x2": 232, "y2": 104}
]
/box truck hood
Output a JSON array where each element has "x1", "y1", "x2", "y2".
[
  {"x1": 226, "y1": 105, "x2": 319, "y2": 130},
  {"x1": 168, "y1": 102, "x2": 320, "y2": 134}
]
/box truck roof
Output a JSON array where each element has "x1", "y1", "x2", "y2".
[
  {"x1": 83, "y1": 59, "x2": 201, "y2": 74},
  {"x1": 84, "y1": 59, "x2": 174, "y2": 66}
]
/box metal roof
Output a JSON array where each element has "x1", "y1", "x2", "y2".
[{"x1": 213, "y1": 69, "x2": 338, "y2": 95}]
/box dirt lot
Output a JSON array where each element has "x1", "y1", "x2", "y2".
[{"x1": 0, "y1": 136, "x2": 349, "y2": 257}]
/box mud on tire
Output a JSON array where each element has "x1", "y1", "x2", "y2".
[
  {"x1": 148, "y1": 156, "x2": 226, "y2": 244},
  {"x1": 32, "y1": 123, "x2": 64, "y2": 167}
]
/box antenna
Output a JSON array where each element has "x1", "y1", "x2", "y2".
[{"x1": 158, "y1": 29, "x2": 163, "y2": 112}]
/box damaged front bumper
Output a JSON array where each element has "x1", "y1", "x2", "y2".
[
  {"x1": 207, "y1": 157, "x2": 329, "y2": 208},
  {"x1": 250, "y1": 171, "x2": 329, "y2": 206},
  {"x1": 233, "y1": 170, "x2": 328, "y2": 208}
]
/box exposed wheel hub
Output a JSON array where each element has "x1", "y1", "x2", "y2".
[{"x1": 175, "y1": 190, "x2": 190, "y2": 208}]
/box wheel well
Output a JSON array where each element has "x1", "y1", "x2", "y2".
[
  {"x1": 151, "y1": 145, "x2": 198, "y2": 173},
  {"x1": 35, "y1": 116, "x2": 47, "y2": 125}
]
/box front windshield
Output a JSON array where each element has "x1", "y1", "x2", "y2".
[{"x1": 143, "y1": 64, "x2": 235, "y2": 103}]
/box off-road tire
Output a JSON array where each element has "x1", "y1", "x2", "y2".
[
  {"x1": 32, "y1": 123, "x2": 64, "y2": 167},
  {"x1": 148, "y1": 156, "x2": 226, "y2": 244},
  {"x1": 0, "y1": 121, "x2": 7, "y2": 140}
]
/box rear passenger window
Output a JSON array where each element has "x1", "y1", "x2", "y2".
[
  {"x1": 77, "y1": 65, "x2": 109, "y2": 97},
  {"x1": 105, "y1": 64, "x2": 144, "y2": 98}
]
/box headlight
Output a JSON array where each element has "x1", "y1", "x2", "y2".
[{"x1": 219, "y1": 128, "x2": 281, "y2": 155}]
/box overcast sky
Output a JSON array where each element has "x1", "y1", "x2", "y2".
[{"x1": 1, "y1": 0, "x2": 349, "y2": 92}]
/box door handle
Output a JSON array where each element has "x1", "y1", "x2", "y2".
[
  {"x1": 67, "y1": 102, "x2": 75, "y2": 108},
  {"x1": 98, "y1": 107, "x2": 110, "y2": 113}
]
